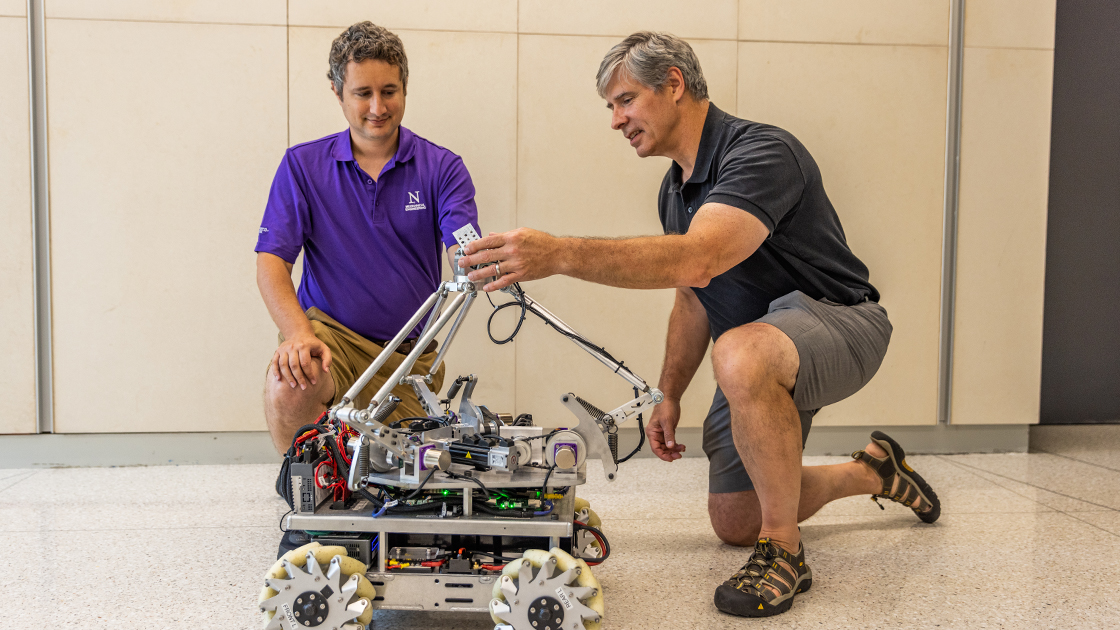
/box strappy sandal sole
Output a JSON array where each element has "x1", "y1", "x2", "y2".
[{"x1": 870, "y1": 430, "x2": 941, "y2": 524}]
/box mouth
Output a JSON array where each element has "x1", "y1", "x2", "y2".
[
  {"x1": 626, "y1": 129, "x2": 642, "y2": 147},
  {"x1": 366, "y1": 117, "x2": 390, "y2": 126}
]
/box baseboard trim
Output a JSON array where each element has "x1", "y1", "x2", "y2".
[
  {"x1": 0, "y1": 431, "x2": 282, "y2": 468},
  {"x1": 0, "y1": 423, "x2": 1030, "y2": 469}
]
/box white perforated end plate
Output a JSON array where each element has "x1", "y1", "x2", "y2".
[{"x1": 453, "y1": 224, "x2": 481, "y2": 250}]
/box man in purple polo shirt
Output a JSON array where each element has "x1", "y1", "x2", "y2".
[{"x1": 255, "y1": 22, "x2": 480, "y2": 455}]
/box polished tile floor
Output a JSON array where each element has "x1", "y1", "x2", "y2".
[{"x1": 2, "y1": 428, "x2": 1119, "y2": 629}]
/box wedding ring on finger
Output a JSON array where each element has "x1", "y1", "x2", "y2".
[{"x1": 494, "y1": 261, "x2": 502, "y2": 278}]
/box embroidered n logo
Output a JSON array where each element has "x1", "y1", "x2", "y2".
[{"x1": 408, "y1": 191, "x2": 420, "y2": 204}]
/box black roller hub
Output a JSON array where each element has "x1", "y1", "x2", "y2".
[
  {"x1": 292, "y1": 591, "x2": 328, "y2": 627},
  {"x1": 529, "y1": 596, "x2": 565, "y2": 630}
]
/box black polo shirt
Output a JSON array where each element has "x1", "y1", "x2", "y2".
[{"x1": 658, "y1": 103, "x2": 878, "y2": 340}]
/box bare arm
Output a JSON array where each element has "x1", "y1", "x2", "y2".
[
  {"x1": 257, "y1": 252, "x2": 312, "y2": 340},
  {"x1": 657, "y1": 287, "x2": 711, "y2": 401},
  {"x1": 458, "y1": 202, "x2": 769, "y2": 291},
  {"x1": 647, "y1": 287, "x2": 711, "y2": 462},
  {"x1": 257, "y1": 252, "x2": 330, "y2": 390}
]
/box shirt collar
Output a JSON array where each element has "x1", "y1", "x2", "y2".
[
  {"x1": 329, "y1": 125, "x2": 417, "y2": 165},
  {"x1": 668, "y1": 102, "x2": 725, "y2": 193}
]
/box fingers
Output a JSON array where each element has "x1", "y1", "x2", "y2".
[
  {"x1": 482, "y1": 271, "x2": 520, "y2": 293},
  {"x1": 469, "y1": 233, "x2": 506, "y2": 253},
  {"x1": 298, "y1": 347, "x2": 317, "y2": 387},
  {"x1": 288, "y1": 351, "x2": 310, "y2": 390},
  {"x1": 276, "y1": 350, "x2": 298, "y2": 389},
  {"x1": 646, "y1": 423, "x2": 678, "y2": 463},
  {"x1": 271, "y1": 352, "x2": 284, "y2": 382}
]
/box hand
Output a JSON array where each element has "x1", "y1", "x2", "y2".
[
  {"x1": 272, "y1": 331, "x2": 332, "y2": 390},
  {"x1": 647, "y1": 397, "x2": 686, "y2": 462},
  {"x1": 457, "y1": 228, "x2": 562, "y2": 292}
]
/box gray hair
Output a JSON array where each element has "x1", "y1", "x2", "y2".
[
  {"x1": 327, "y1": 22, "x2": 409, "y2": 95},
  {"x1": 596, "y1": 31, "x2": 708, "y2": 101}
]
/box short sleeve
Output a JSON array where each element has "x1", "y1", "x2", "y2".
[
  {"x1": 255, "y1": 151, "x2": 310, "y2": 263},
  {"x1": 704, "y1": 136, "x2": 805, "y2": 234},
  {"x1": 435, "y1": 155, "x2": 480, "y2": 248}
]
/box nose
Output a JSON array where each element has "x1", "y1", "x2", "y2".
[
  {"x1": 611, "y1": 107, "x2": 626, "y2": 131},
  {"x1": 370, "y1": 95, "x2": 386, "y2": 116}
]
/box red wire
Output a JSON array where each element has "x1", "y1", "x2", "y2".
[{"x1": 583, "y1": 529, "x2": 608, "y2": 566}]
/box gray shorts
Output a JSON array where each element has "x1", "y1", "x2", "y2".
[{"x1": 703, "y1": 290, "x2": 892, "y2": 494}]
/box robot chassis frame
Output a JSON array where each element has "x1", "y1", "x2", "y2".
[{"x1": 268, "y1": 225, "x2": 664, "y2": 630}]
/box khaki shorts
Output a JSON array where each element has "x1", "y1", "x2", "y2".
[{"x1": 275, "y1": 307, "x2": 446, "y2": 424}]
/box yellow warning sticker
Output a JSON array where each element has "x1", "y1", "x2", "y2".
[
  {"x1": 758, "y1": 604, "x2": 764, "y2": 610},
  {"x1": 466, "y1": 452, "x2": 472, "y2": 459}
]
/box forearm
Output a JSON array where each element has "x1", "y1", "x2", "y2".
[
  {"x1": 256, "y1": 252, "x2": 313, "y2": 339},
  {"x1": 657, "y1": 288, "x2": 711, "y2": 401},
  {"x1": 556, "y1": 234, "x2": 711, "y2": 289}
]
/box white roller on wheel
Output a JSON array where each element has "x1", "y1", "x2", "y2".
[
  {"x1": 258, "y1": 542, "x2": 376, "y2": 629},
  {"x1": 489, "y1": 547, "x2": 604, "y2": 630}
]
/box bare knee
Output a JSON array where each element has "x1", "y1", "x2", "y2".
[
  {"x1": 708, "y1": 491, "x2": 763, "y2": 547},
  {"x1": 711, "y1": 323, "x2": 798, "y2": 397},
  {"x1": 263, "y1": 362, "x2": 333, "y2": 452}
]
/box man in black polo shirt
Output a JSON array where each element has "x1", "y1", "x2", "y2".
[{"x1": 459, "y1": 31, "x2": 941, "y2": 617}]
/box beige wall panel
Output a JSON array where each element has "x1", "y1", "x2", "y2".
[
  {"x1": 515, "y1": 35, "x2": 736, "y2": 428},
  {"x1": 289, "y1": 0, "x2": 516, "y2": 33},
  {"x1": 0, "y1": 17, "x2": 36, "y2": 434},
  {"x1": 739, "y1": 0, "x2": 949, "y2": 46},
  {"x1": 965, "y1": 0, "x2": 1056, "y2": 50},
  {"x1": 289, "y1": 27, "x2": 519, "y2": 411},
  {"x1": 47, "y1": 20, "x2": 287, "y2": 432},
  {"x1": 739, "y1": 42, "x2": 948, "y2": 426},
  {"x1": 519, "y1": 0, "x2": 737, "y2": 39},
  {"x1": 46, "y1": 0, "x2": 285, "y2": 24},
  {"x1": 951, "y1": 48, "x2": 1053, "y2": 425},
  {"x1": 0, "y1": 0, "x2": 24, "y2": 16}
]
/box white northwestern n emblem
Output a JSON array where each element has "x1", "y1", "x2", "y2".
[{"x1": 408, "y1": 191, "x2": 420, "y2": 204}]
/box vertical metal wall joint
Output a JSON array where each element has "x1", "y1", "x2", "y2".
[
  {"x1": 937, "y1": 0, "x2": 966, "y2": 426},
  {"x1": 27, "y1": 0, "x2": 53, "y2": 433}
]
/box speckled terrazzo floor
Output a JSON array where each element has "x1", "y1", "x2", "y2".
[{"x1": 2, "y1": 431, "x2": 1119, "y2": 629}]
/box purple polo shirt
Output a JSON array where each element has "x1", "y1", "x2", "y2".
[{"x1": 255, "y1": 126, "x2": 480, "y2": 340}]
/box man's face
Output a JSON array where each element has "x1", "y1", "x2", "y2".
[
  {"x1": 604, "y1": 70, "x2": 680, "y2": 158},
  {"x1": 334, "y1": 59, "x2": 406, "y2": 145}
]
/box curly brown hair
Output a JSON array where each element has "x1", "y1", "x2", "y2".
[{"x1": 327, "y1": 22, "x2": 409, "y2": 95}]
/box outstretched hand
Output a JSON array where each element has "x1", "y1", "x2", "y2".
[
  {"x1": 647, "y1": 397, "x2": 686, "y2": 462},
  {"x1": 457, "y1": 228, "x2": 562, "y2": 292}
]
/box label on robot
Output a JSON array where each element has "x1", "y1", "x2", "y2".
[
  {"x1": 453, "y1": 224, "x2": 481, "y2": 250},
  {"x1": 556, "y1": 587, "x2": 574, "y2": 610},
  {"x1": 281, "y1": 603, "x2": 298, "y2": 626}
]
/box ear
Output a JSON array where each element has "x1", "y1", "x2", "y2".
[
  {"x1": 666, "y1": 67, "x2": 687, "y2": 103},
  {"x1": 330, "y1": 81, "x2": 343, "y2": 102}
]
